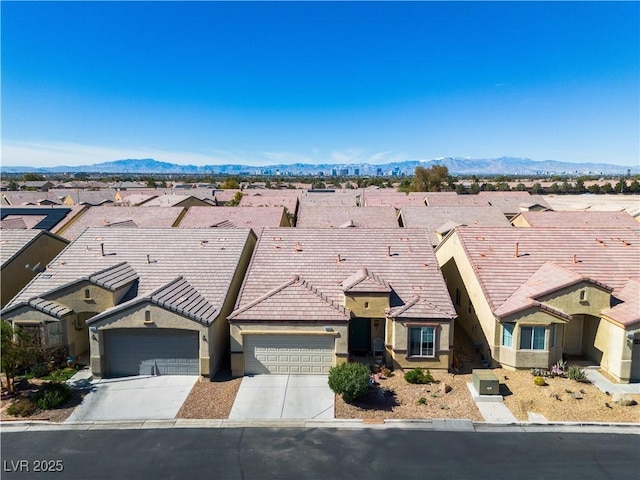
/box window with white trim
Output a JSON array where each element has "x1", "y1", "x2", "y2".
[
  {"x1": 45, "y1": 322, "x2": 63, "y2": 347},
  {"x1": 502, "y1": 324, "x2": 514, "y2": 348},
  {"x1": 408, "y1": 326, "x2": 436, "y2": 357},
  {"x1": 520, "y1": 326, "x2": 545, "y2": 350}
]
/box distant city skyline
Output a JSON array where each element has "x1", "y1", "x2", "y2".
[{"x1": 2, "y1": 2, "x2": 638, "y2": 168}]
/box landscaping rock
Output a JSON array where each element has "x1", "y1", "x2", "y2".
[
  {"x1": 612, "y1": 393, "x2": 638, "y2": 407},
  {"x1": 440, "y1": 383, "x2": 452, "y2": 394},
  {"x1": 570, "y1": 392, "x2": 583, "y2": 400}
]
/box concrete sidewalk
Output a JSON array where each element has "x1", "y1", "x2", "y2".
[
  {"x1": 585, "y1": 369, "x2": 640, "y2": 395},
  {"x1": 466, "y1": 382, "x2": 518, "y2": 423}
]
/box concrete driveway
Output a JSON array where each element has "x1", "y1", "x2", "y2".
[
  {"x1": 229, "y1": 375, "x2": 334, "y2": 420},
  {"x1": 65, "y1": 375, "x2": 198, "y2": 422}
]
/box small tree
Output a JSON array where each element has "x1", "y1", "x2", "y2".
[
  {"x1": 226, "y1": 191, "x2": 244, "y2": 207},
  {"x1": 328, "y1": 362, "x2": 370, "y2": 403},
  {"x1": 1, "y1": 321, "x2": 38, "y2": 393}
]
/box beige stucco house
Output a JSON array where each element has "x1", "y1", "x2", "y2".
[
  {"x1": 1, "y1": 230, "x2": 70, "y2": 307},
  {"x1": 435, "y1": 226, "x2": 640, "y2": 383},
  {"x1": 1, "y1": 227, "x2": 256, "y2": 378},
  {"x1": 228, "y1": 228, "x2": 456, "y2": 377}
]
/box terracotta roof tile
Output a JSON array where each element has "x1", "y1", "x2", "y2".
[
  {"x1": 512, "y1": 210, "x2": 638, "y2": 228},
  {"x1": 231, "y1": 228, "x2": 455, "y2": 322},
  {"x1": 601, "y1": 278, "x2": 640, "y2": 327},
  {"x1": 296, "y1": 206, "x2": 398, "y2": 228},
  {"x1": 178, "y1": 206, "x2": 286, "y2": 230}
]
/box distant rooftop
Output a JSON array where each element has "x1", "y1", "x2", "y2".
[{"x1": 296, "y1": 205, "x2": 399, "y2": 228}]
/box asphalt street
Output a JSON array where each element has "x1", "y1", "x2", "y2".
[{"x1": 2, "y1": 428, "x2": 638, "y2": 480}]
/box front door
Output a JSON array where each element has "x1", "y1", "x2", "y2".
[
  {"x1": 349, "y1": 318, "x2": 371, "y2": 355},
  {"x1": 563, "y1": 315, "x2": 583, "y2": 355}
]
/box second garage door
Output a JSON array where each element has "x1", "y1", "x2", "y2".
[
  {"x1": 244, "y1": 335, "x2": 334, "y2": 375},
  {"x1": 105, "y1": 329, "x2": 199, "y2": 377}
]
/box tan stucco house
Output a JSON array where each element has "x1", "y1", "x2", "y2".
[
  {"x1": 435, "y1": 226, "x2": 640, "y2": 383},
  {"x1": 1, "y1": 227, "x2": 256, "y2": 378},
  {"x1": 1, "y1": 230, "x2": 70, "y2": 307},
  {"x1": 228, "y1": 228, "x2": 456, "y2": 377}
]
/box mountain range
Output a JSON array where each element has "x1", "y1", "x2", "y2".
[{"x1": 1, "y1": 157, "x2": 636, "y2": 176}]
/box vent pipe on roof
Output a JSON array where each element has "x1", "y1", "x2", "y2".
[
  {"x1": 100, "y1": 243, "x2": 105, "y2": 257},
  {"x1": 294, "y1": 242, "x2": 302, "y2": 252},
  {"x1": 514, "y1": 242, "x2": 519, "y2": 258},
  {"x1": 573, "y1": 254, "x2": 578, "y2": 264},
  {"x1": 387, "y1": 246, "x2": 391, "y2": 257},
  {"x1": 337, "y1": 254, "x2": 342, "y2": 263},
  {"x1": 147, "y1": 254, "x2": 151, "y2": 264}
]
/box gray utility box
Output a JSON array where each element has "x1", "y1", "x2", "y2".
[{"x1": 472, "y1": 369, "x2": 500, "y2": 395}]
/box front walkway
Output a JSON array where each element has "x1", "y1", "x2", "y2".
[{"x1": 584, "y1": 369, "x2": 640, "y2": 395}]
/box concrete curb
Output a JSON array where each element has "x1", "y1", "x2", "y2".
[{"x1": 2, "y1": 418, "x2": 638, "y2": 434}]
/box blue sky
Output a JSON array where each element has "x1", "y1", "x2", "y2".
[{"x1": 2, "y1": 1, "x2": 638, "y2": 168}]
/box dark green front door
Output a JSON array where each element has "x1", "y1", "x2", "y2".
[{"x1": 349, "y1": 318, "x2": 371, "y2": 355}]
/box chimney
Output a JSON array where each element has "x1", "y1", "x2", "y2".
[
  {"x1": 100, "y1": 243, "x2": 105, "y2": 257},
  {"x1": 514, "y1": 242, "x2": 519, "y2": 258}
]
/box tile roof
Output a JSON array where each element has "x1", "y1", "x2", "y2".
[
  {"x1": 5, "y1": 228, "x2": 254, "y2": 322},
  {"x1": 543, "y1": 194, "x2": 640, "y2": 215},
  {"x1": 445, "y1": 227, "x2": 640, "y2": 312},
  {"x1": 48, "y1": 189, "x2": 118, "y2": 206},
  {"x1": 2, "y1": 192, "x2": 66, "y2": 206},
  {"x1": 231, "y1": 228, "x2": 456, "y2": 322},
  {"x1": 299, "y1": 192, "x2": 360, "y2": 207},
  {"x1": 58, "y1": 206, "x2": 185, "y2": 240},
  {"x1": 494, "y1": 263, "x2": 611, "y2": 320},
  {"x1": 296, "y1": 206, "x2": 399, "y2": 228},
  {"x1": 229, "y1": 275, "x2": 351, "y2": 322},
  {"x1": 400, "y1": 206, "x2": 511, "y2": 244},
  {"x1": 512, "y1": 210, "x2": 639, "y2": 228},
  {"x1": 177, "y1": 206, "x2": 286, "y2": 230},
  {"x1": 0, "y1": 217, "x2": 30, "y2": 230},
  {"x1": 238, "y1": 190, "x2": 301, "y2": 212},
  {"x1": 141, "y1": 195, "x2": 214, "y2": 207},
  {"x1": 361, "y1": 191, "x2": 427, "y2": 207},
  {"x1": 88, "y1": 276, "x2": 219, "y2": 326},
  {"x1": 88, "y1": 262, "x2": 140, "y2": 290},
  {"x1": 10, "y1": 297, "x2": 72, "y2": 318},
  {"x1": 601, "y1": 278, "x2": 640, "y2": 327},
  {"x1": 478, "y1": 193, "x2": 551, "y2": 214},
  {"x1": 341, "y1": 268, "x2": 391, "y2": 293},
  {"x1": 1, "y1": 230, "x2": 47, "y2": 265},
  {"x1": 424, "y1": 193, "x2": 490, "y2": 207}
]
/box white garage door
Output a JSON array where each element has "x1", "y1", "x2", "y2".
[
  {"x1": 105, "y1": 329, "x2": 199, "y2": 377},
  {"x1": 244, "y1": 335, "x2": 334, "y2": 375}
]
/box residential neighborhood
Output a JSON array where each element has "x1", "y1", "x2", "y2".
[{"x1": 1, "y1": 185, "x2": 638, "y2": 429}]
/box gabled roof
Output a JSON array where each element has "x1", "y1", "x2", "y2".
[
  {"x1": 0, "y1": 230, "x2": 68, "y2": 266},
  {"x1": 4, "y1": 228, "x2": 254, "y2": 318},
  {"x1": 177, "y1": 206, "x2": 286, "y2": 230},
  {"x1": 296, "y1": 206, "x2": 398, "y2": 228},
  {"x1": 400, "y1": 206, "x2": 511, "y2": 244},
  {"x1": 230, "y1": 228, "x2": 455, "y2": 322},
  {"x1": 511, "y1": 210, "x2": 639, "y2": 228},
  {"x1": 386, "y1": 295, "x2": 456, "y2": 320},
  {"x1": 0, "y1": 206, "x2": 81, "y2": 232},
  {"x1": 601, "y1": 278, "x2": 640, "y2": 327},
  {"x1": 444, "y1": 227, "x2": 639, "y2": 313},
  {"x1": 104, "y1": 219, "x2": 138, "y2": 228},
  {"x1": 229, "y1": 275, "x2": 351, "y2": 322},
  {"x1": 0, "y1": 217, "x2": 29, "y2": 230},
  {"x1": 88, "y1": 276, "x2": 219, "y2": 326},
  {"x1": 2, "y1": 297, "x2": 73, "y2": 319},
  {"x1": 341, "y1": 268, "x2": 391, "y2": 293},
  {"x1": 424, "y1": 193, "x2": 490, "y2": 207},
  {"x1": 494, "y1": 263, "x2": 611, "y2": 320}
]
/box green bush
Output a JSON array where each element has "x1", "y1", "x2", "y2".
[
  {"x1": 567, "y1": 365, "x2": 588, "y2": 383},
  {"x1": 417, "y1": 397, "x2": 427, "y2": 405},
  {"x1": 404, "y1": 368, "x2": 435, "y2": 384},
  {"x1": 328, "y1": 362, "x2": 371, "y2": 403},
  {"x1": 33, "y1": 382, "x2": 72, "y2": 410},
  {"x1": 6, "y1": 398, "x2": 37, "y2": 417}
]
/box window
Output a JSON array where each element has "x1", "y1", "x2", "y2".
[
  {"x1": 408, "y1": 327, "x2": 435, "y2": 357},
  {"x1": 502, "y1": 324, "x2": 514, "y2": 348},
  {"x1": 364, "y1": 302, "x2": 369, "y2": 309},
  {"x1": 144, "y1": 311, "x2": 152, "y2": 323},
  {"x1": 579, "y1": 290, "x2": 587, "y2": 302},
  {"x1": 84, "y1": 289, "x2": 91, "y2": 300},
  {"x1": 45, "y1": 322, "x2": 63, "y2": 347},
  {"x1": 520, "y1": 326, "x2": 545, "y2": 350}
]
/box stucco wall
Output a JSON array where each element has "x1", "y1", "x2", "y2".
[
  {"x1": 344, "y1": 293, "x2": 389, "y2": 318},
  {"x1": 49, "y1": 282, "x2": 116, "y2": 316},
  {"x1": 1, "y1": 234, "x2": 68, "y2": 307},
  {"x1": 388, "y1": 319, "x2": 451, "y2": 370},
  {"x1": 539, "y1": 284, "x2": 611, "y2": 317}
]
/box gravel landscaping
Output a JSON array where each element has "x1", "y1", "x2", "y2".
[
  {"x1": 176, "y1": 373, "x2": 242, "y2": 419},
  {"x1": 335, "y1": 370, "x2": 484, "y2": 421}
]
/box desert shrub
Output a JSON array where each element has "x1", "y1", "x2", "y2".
[
  {"x1": 567, "y1": 365, "x2": 588, "y2": 383},
  {"x1": 417, "y1": 397, "x2": 427, "y2": 405},
  {"x1": 6, "y1": 398, "x2": 37, "y2": 417},
  {"x1": 530, "y1": 368, "x2": 548, "y2": 377},
  {"x1": 533, "y1": 376, "x2": 547, "y2": 386},
  {"x1": 328, "y1": 362, "x2": 371, "y2": 403},
  {"x1": 33, "y1": 382, "x2": 72, "y2": 410},
  {"x1": 550, "y1": 360, "x2": 567, "y2": 377},
  {"x1": 404, "y1": 368, "x2": 435, "y2": 384}
]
